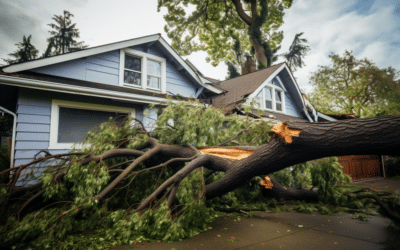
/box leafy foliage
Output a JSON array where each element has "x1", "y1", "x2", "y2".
[
  {"x1": 1, "y1": 96, "x2": 398, "y2": 249},
  {"x1": 271, "y1": 157, "x2": 352, "y2": 205},
  {"x1": 308, "y1": 50, "x2": 400, "y2": 117},
  {"x1": 158, "y1": 0, "x2": 292, "y2": 67}
]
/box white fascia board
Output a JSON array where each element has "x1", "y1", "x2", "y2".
[
  {"x1": 303, "y1": 108, "x2": 314, "y2": 122},
  {"x1": 275, "y1": 75, "x2": 287, "y2": 91},
  {"x1": 316, "y1": 112, "x2": 337, "y2": 121},
  {"x1": 2, "y1": 34, "x2": 161, "y2": 73},
  {"x1": 0, "y1": 74, "x2": 208, "y2": 108},
  {"x1": 282, "y1": 63, "x2": 307, "y2": 110},
  {"x1": 158, "y1": 37, "x2": 223, "y2": 95},
  {"x1": 248, "y1": 64, "x2": 286, "y2": 99}
]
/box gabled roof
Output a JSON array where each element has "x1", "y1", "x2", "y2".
[
  {"x1": 211, "y1": 62, "x2": 285, "y2": 109},
  {"x1": 1, "y1": 34, "x2": 223, "y2": 94},
  {"x1": 184, "y1": 59, "x2": 226, "y2": 92}
]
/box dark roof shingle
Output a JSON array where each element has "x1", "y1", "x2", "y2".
[{"x1": 212, "y1": 62, "x2": 285, "y2": 109}]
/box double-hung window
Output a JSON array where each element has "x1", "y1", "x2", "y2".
[
  {"x1": 119, "y1": 49, "x2": 166, "y2": 92},
  {"x1": 252, "y1": 84, "x2": 286, "y2": 113},
  {"x1": 49, "y1": 100, "x2": 135, "y2": 150}
]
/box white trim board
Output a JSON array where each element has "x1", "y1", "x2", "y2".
[
  {"x1": 49, "y1": 99, "x2": 135, "y2": 150},
  {"x1": 0, "y1": 74, "x2": 209, "y2": 108},
  {"x1": 1, "y1": 34, "x2": 224, "y2": 95}
]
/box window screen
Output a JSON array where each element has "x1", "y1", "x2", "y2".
[{"x1": 58, "y1": 107, "x2": 128, "y2": 143}]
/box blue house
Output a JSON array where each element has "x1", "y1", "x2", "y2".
[{"x1": 0, "y1": 34, "x2": 356, "y2": 187}]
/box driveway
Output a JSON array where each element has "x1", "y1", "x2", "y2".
[{"x1": 351, "y1": 177, "x2": 400, "y2": 193}]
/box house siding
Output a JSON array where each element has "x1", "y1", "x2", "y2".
[
  {"x1": 14, "y1": 88, "x2": 143, "y2": 186},
  {"x1": 30, "y1": 44, "x2": 199, "y2": 98},
  {"x1": 253, "y1": 76, "x2": 304, "y2": 119},
  {"x1": 30, "y1": 51, "x2": 120, "y2": 86}
]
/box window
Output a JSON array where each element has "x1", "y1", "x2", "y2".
[
  {"x1": 119, "y1": 49, "x2": 166, "y2": 92},
  {"x1": 252, "y1": 83, "x2": 286, "y2": 113},
  {"x1": 49, "y1": 100, "x2": 135, "y2": 149},
  {"x1": 124, "y1": 55, "x2": 142, "y2": 86}
]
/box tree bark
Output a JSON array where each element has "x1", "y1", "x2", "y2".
[{"x1": 203, "y1": 115, "x2": 400, "y2": 200}]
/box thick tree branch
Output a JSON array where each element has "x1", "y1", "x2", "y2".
[{"x1": 231, "y1": 0, "x2": 253, "y2": 25}]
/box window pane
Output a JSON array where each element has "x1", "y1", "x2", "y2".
[
  {"x1": 276, "y1": 91, "x2": 282, "y2": 102},
  {"x1": 276, "y1": 102, "x2": 282, "y2": 111},
  {"x1": 125, "y1": 55, "x2": 141, "y2": 71},
  {"x1": 266, "y1": 100, "x2": 272, "y2": 109},
  {"x1": 58, "y1": 107, "x2": 127, "y2": 143},
  {"x1": 147, "y1": 75, "x2": 161, "y2": 89},
  {"x1": 124, "y1": 71, "x2": 141, "y2": 85},
  {"x1": 264, "y1": 87, "x2": 272, "y2": 100},
  {"x1": 147, "y1": 60, "x2": 161, "y2": 76}
]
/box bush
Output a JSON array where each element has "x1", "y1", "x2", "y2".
[{"x1": 386, "y1": 156, "x2": 400, "y2": 177}]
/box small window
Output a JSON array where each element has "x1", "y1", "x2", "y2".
[
  {"x1": 276, "y1": 90, "x2": 282, "y2": 111},
  {"x1": 264, "y1": 87, "x2": 272, "y2": 109},
  {"x1": 147, "y1": 59, "x2": 161, "y2": 89},
  {"x1": 119, "y1": 49, "x2": 166, "y2": 93},
  {"x1": 124, "y1": 55, "x2": 142, "y2": 86}
]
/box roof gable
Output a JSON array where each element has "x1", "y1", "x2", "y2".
[
  {"x1": 1, "y1": 34, "x2": 223, "y2": 94},
  {"x1": 211, "y1": 62, "x2": 285, "y2": 108}
]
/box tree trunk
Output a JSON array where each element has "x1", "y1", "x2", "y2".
[
  {"x1": 251, "y1": 38, "x2": 268, "y2": 68},
  {"x1": 203, "y1": 115, "x2": 400, "y2": 200}
]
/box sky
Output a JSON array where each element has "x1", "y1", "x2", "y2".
[{"x1": 1, "y1": 0, "x2": 399, "y2": 94}]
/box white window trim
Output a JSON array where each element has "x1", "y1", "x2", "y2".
[
  {"x1": 252, "y1": 83, "x2": 286, "y2": 114},
  {"x1": 49, "y1": 99, "x2": 135, "y2": 150},
  {"x1": 119, "y1": 48, "x2": 166, "y2": 93}
]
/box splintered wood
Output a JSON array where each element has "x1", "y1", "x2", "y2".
[
  {"x1": 271, "y1": 122, "x2": 301, "y2": 144},
  {"x1": 260, "y1": 175, "x2": 274, "y2": 189},
  {"x1": 197, "y1": 147, "x2": 254, "y2": 160}
]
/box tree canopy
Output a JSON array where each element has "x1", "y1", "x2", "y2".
[
  {"x1": 308, "y1": 50, "x2": 400, "y2": 117},
  {"x1": 2, "y1": 35, "x2": 39, "y2": 65},
  {"x1": 158, "y1": 0, "x2": 293, "y2": 68}
]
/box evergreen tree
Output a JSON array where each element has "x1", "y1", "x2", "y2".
[
  {"x1": 225, "y1": 61, "x2": 241, "y2": 79},
  {"x1": 2, "y1": 35, "x2": 39, "y2": 64},
  {"x1": 45, "y1": 10, "x2": 88, "y2": 56},
  {"x1": 281, "y1": 32, "x2": 310, "y2": 72}
]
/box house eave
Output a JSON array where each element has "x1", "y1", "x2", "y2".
[{"x1": 0, "y1": 74, "x2": 208, "y2": 108}]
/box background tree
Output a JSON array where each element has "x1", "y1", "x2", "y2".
[
  {"x1": 2, "y1": 35, "x2": 39, "y2": 64},
  {"x1": 307, "y1": 50, "x2": 400, "y2": 117},
  {"x1": 158, "y1": 0, "x2": 293, "y2": 69},
  {"x1": 0, "y1": 97, "x2": 399, "y2": 249},
  {"x1": 225, "y1": 61, "x2": 241, "y2": 79},
  {"x1": 45, "y1": 10, "x2": 88, "y2": 56},
  {"x1": 280, "y1": 32, "x2": 310, "y2": 73}
]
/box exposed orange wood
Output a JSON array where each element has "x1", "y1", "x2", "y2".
[
  {"x1": 271, "y1": 123, "x2": 301, "y2": 144},
  {"x1": 260, "y1": 175, "x2": 274, "y2": 189},
  {"x1": 197, "y1": 147, "x2": 254, "y2": 160}
]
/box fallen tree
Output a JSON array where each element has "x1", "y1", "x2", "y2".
[{"x1": 0, "y1": 96, "x2": 399, "y2": 249}]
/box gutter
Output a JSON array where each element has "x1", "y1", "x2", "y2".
[
  {"x1": 0, "y1": 74, "x2": 209, "y2": 108},
  {"x1": 0, "y1": 106, "x2": 16, "y2": 169}
]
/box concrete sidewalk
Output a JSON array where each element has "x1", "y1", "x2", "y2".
[{"x1": 113, "y1": 210, "x2": 399, "y2": 250}]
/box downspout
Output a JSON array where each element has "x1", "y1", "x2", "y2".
[{"x1": 0, "y1": 106, "x2": 16, "y2": 169}]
